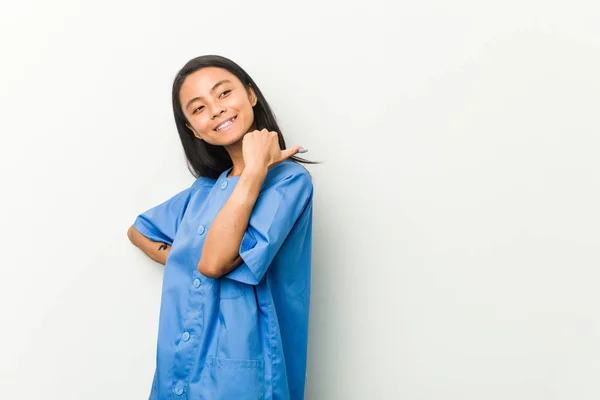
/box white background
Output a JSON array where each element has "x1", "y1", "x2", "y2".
[{"x1": 1, "y1": 0, "x2": 599, "y2": 399}]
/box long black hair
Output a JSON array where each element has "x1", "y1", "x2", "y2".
[{"x1": 172, "y1": 55, "x2": 315, "y2": 179}]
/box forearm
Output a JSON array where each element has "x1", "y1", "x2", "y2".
[
  {"x1": 127, "y1": 225, "x2": 171, "y2": 265},
  {"x1": 198, "y1": 166, "x2": 267, "y2": 278}
]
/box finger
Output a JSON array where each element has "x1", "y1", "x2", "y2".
[{"x1": 280, "y1": 146, "x2": 304, "y2": 160}]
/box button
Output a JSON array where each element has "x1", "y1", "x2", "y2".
[
  {"x1": 173, "y1": 386, "x2": 184, "y2": 396},
  {"x1": 197, "y1": 225, "x2": 205, "y2": 235},
  {"x1": 182, "y1": 331, "x2": 190, "y2": 341},
  {"x1": 193, "y1": 278, "x2": 201, "y2": 288},
  {"x1": 221, "y1": 181, "x2": 228, "y2": 190}
]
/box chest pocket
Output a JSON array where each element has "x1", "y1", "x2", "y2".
[{"x1": 219, "y1": 279, "x2": 245, "y2": 300}]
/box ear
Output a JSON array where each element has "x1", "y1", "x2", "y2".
[
  {"x1": 248, "y1": 86, "x2": 258, "y2": 107},
  {"x1": 186, "y1": 124, "x2": 203, "y2": 140}
]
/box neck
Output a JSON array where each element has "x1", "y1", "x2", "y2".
[
  {"x1": 224, "y1": 123, "x2": 257, "y2": 177},
  {"x1": 224, "y1": 141, "x2": 245, "y2": 177}
]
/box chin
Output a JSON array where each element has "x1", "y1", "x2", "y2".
[{"x1": 208, "y1": 132, "x2": 245, "y2": 147}]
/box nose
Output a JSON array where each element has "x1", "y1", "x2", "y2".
[{"x1": 211, "y1": 106, "x2": 225, "y2": 120}]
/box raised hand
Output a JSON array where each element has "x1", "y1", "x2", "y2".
[{"x1": 242, "y1": 129, "x2": 304, "y2": 171}]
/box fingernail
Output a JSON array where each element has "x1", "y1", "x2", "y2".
[{"x1": 298, "y1": 148, "x2": 308, "y2": 153}]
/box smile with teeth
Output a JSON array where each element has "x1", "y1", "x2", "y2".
[{"x1": 215, "y1": 116, "x2": 237, "y2": 132}]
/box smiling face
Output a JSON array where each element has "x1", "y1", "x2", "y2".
[{"x1": 180, "y1": 67, "x2": 258, "y2": 147}]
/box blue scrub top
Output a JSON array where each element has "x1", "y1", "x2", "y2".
[{"x1": 133, "y1": 160, "x2": 313, "y2": 400}]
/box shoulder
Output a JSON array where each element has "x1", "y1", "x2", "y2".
[
  {"x1": 267, "y1": 160, "x2": 312, "y2": 184},
  {"x1": 262, "y1": 160, "x2": 313, "y2": 198}
]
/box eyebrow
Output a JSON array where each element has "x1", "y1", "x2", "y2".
[{"x1": 185, "y1": 80, "x2": 231, "y2": 111}]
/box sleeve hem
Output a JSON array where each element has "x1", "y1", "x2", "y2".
[{"x1": 133, "y1": 217, "x2": 169, "y2": 244}]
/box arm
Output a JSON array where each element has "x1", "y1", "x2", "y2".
[
  {"x1": 197, "y1": 129, "x2": 303, "y2": 278},
  {"x1": 128, "y1": 225, "x2": 171, "y2": 265},
  {"x1": 197, "y1": 166, "x2": 267, "y2": 278}
]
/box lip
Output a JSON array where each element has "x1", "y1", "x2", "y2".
[{"x1": 214, "y1": 116, "x2": 237, "y2": 132}]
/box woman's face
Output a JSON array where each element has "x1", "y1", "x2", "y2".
[{"x1": 180, "y1": 67, "x2": 257, "y2": 147}]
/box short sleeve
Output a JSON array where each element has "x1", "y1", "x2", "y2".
[
  {"x1": 225, "y1": 168, "x2": 313, "y2": 285},
  {"x1": 133, "y1": 186, "x2": 195, "y2": 245}
]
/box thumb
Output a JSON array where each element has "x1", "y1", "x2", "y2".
[{"x1": 280, "y1": 146, "x2": 304, "y2": 160}]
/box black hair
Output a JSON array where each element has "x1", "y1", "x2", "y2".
[{"x1": 172, "y1": 55, "x2": 316, "y2": 179}]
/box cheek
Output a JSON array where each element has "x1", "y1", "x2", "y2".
[
  {"x1": 190, "y1": 116, "x2": 211, "y2": 133},
  {"x1": 239, "y1": 100, "x2": 255, "y2": 120}
]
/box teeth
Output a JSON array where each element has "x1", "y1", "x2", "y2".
[{"x1": 216, "y1": 117, "x2": 235, "y2": 131}]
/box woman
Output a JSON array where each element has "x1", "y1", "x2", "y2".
[{"x1": 127, "y1": 55, "x2": 314, "y2": 399}]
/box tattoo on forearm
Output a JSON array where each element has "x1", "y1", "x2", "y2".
[{"x1": 158, "y1": 243, "x2": 170, "y2": 251}]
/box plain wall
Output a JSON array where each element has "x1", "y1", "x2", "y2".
[{"x1": 1, "y1": 0, "x2": 599, "y2": 398}]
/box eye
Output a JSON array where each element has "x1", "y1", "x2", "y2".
[
  {"x1": 192, "y1": 105, "x2": 205, "y2": 114},
  {"x1": 219, "y1": 89, "x2": 232, "y2": 98}
]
